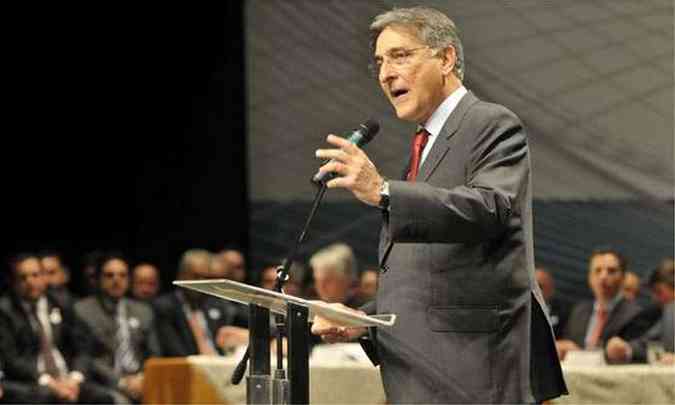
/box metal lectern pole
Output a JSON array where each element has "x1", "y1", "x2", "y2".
[
  {"x1": 246, "y1": 304, "x2": 272, "y2": 404},
  {"x1": 287, "y1": 302, "x2": 309, "y2": 404}
]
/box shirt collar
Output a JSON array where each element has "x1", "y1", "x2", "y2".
[
  {"x1": 594, "y1": 293, "x2": 623, "y2": 313},
  {"x1": 420, "y1": 85, "x2": 468, "y2": 138}
]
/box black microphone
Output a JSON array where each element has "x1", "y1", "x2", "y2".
[{"x1": 312, "y1": 119, "x2": 380, "y2": 184}]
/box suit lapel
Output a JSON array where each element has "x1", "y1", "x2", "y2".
[{"x1": 418, "y1": 91, "x2": 478, "y2": 182}]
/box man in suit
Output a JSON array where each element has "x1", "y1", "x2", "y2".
[
  {"x1": 605, "y1": 258, "x2": 674, "y2": 364},
  {"x1": 556, "y1": 248, "x2": 648, "y2": 360},
  {"x1": 74, "y1": 253, "x2": 161, "y2": 402},
  {"x1": 0, "y1": 253, "x2": 113, "y2": 403},
  {"x1": 153, "y1": 249, "x2": 248, "y2": 357},
  {"x1": 40, "y1": 250, "x2": 75, "y2": 310},
  {"x1": 311, "y1": 6, "x2": 566, "y2": 404},
  {"x1": 536, "y1": 268, "x2": 572, "y2": 338}
]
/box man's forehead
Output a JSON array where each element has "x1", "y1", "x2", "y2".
[{"x1": 374, "y1": 26, "x2": 424, "y2": 55}]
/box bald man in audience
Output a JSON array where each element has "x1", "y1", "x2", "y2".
[{"x1": 131, "y1": 262, "x2": 161, "y2": 302}]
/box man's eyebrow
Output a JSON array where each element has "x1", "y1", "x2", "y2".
[{"x1": 374, "y1": 46, "x2": 407, "y2": 58}]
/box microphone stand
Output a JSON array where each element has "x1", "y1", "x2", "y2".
[{"x1": 231, "y1": 181, "x2": 328, "y2": 404}]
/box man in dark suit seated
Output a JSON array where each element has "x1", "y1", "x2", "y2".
[
  {"x1": 1, "y1": 354, "x2": 56, "y2": 404},
  {"x1": 536, "y1": 267, "x2": 572, "y2": 338},
  {"x1": 153, "y1": 249, "x2": 248, "y2": 357},
  {"x1": 606, "y1": 258, "x2": 674, "y2": 364},
  {"x1": 0, "y1": 253, "x2": 114, "y2": 404},
  {"x1": 74, "y1": 253, "x2": 161, "y2": 402},
  {"x1": 556, "y1": 247, "x2": 649, "y2": 360}
]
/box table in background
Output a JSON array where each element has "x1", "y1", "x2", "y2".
[{"x1": 143, "y1": 346, "x2": 674, "y2": 404}]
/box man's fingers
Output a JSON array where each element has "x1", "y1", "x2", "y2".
[
  {"x1": 316, "y1": 148, "x2": 350, "y2": 162},
  {"x1": 318, "y1": 161, "x2": 347, "y2": 177},
  {"x1": 326, "y1": 134, "x2": 359, "y2": 154},
  {"x1": 325, "y1": 176, "x2": 352, "y2": 189}
]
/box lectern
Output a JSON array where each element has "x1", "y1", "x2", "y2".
[{"x1": 174, "y1": 279, "x2": 395, "y2": 404}]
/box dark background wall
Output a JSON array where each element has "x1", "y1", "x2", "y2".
[{"x1": 4, "y1": 3, "x2": 247, "y2": 294}]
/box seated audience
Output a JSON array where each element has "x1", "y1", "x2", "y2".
[
  {"x1": 0, "y1": 253, "x2": 114, "y2": 403},
  {"x1": 74, "y1": 253, "x2": 161, "y2": 402},
  {"x1": 536, "y1": 267, "x2": 571, "y2": 338},
  {"x1": 131, "y1": 262, "x2": 161, "y2": 302},
  {"x1": 556, "y1": 247, "x2": 648, "y2": 360},
  {"x1": 606, "y1": 258, "x2": 674, "y2": 364},
  {"x1": 153, "y1": 249, "x2": 248, "y2": 357},
  {"x1": 309, "y1": 243, "x2": 362, "y2": 308},
  {"x1": 218, "y1": 249, "x2": 247, "y2": 283},
  {"x1": 40, "y1": 251, "x2": 75, "y2": 309},
  {"x1": 622, "y1": 271, "x2": 641, "y2": 302}
]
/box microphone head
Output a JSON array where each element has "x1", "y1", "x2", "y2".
[{"x1": 358, "y1": 119, "x2": 380, "y2": 144}]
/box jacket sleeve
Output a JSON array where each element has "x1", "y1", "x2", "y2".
[
  {"x1": 0, "y1": 311, "x2": 40, "y2": 382},
  {"x1": 387, "y1": 106, "x2": 528, "y2": 244}
]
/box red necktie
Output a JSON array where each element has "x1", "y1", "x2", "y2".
[
  {"x1": 406, "y1": 128, "x2": 430, "y2": 182},
  {"x1": 586, "y1": 305, "x2": 608, "y2": 349}
]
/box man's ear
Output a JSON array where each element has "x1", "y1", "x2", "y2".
[{"x1": 440, "y1": 45, "x2": 456, "y2": 76}]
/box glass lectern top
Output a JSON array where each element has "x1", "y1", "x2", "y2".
[{"x1": 174, "y1": 279, "x2": 395, "y2": 328}]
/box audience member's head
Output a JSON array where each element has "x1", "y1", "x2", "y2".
[
  {"x1": 219, "y1": 249, "x2": 246, "y2": 283},
  {"x1": 177, "y1": 249, "x2": 214, "y2": 305},
  {"x1": 208, "y1": 254, "x2": 231, "y2": 279},
  {"x1": 358, "y1": 268, "x2": 379, "y2": 302},
  {"x1": 646, "y1": 258, "x2": 674, "y2": 307},
  {"x1": 9, "y1": 253, "x2": 47, "y2": 302},
  {"x1": 177, "y1": 249, "x2": 213, "y2": 280},
  {"x1": 309, "y1": 243, "x2": 356, "y2": 303},
  {"x1": 39, "y1": 250, "x2": 70, "y2": 289},
  {"x1": 587, "y1": 247, "x2": 626, "y2": 304},
  {"x1": 535, "y1": 267, "x2": 555, "y2": 302},
  {"x1": 259, "y1": 265, "x2": 278, "y2": 290},
  {"x1": 621, "y1": 271, "x2": 641, "y2": 302},
  {"x1": 131, "y1": 262, "x2": 161, "y2": 301},
  {"x1": 81, "y1": 250, "x2": 104, "y2": 295},
  {"x1": 95, "y1": 253, "x2": 130, "y2": 300}
]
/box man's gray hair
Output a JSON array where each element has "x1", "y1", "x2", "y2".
[
  {"x1": 309, "y1": 243, "x2": 357, "y2": 280},
  {"x1": 178, "y1": 249, "x2": 212, "y2": 277},
  {"x1": 370, "y1": 6, "x2": 465, "y2": 81}
]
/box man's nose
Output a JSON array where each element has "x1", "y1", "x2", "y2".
[{"x1": 379, "y1": 61, "x2": 398, "y2": 83}]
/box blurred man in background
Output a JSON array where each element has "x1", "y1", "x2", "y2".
[
  {"x1": 0, "y1": 254, "x2": 113, "y2": 403},
  {"x1": 309, "y1": 243, "x2": 361, "y2": 308},
  {"x1": 153, "y1": 249, "x2": 248, "y2": 357},
  {"x1": 536, "y1": 267, "x2": 571, "y2": 338},
  {"x1": 606, "y1": 258, "x2": 674, "y2": 364},
  {"x1": 219, "y1": 249, "x2": 247, "y2": 283},
  {"x1": 622, "y1": 272, "x2": 641, "y2": 303},
  {"x1": 556, "y1": 248, "x2": 647, "y2": 360},
  {"x1": 356, "y1": 268, "x2": 379, "y2": 304},
  {"x1": 40, "y1": 251, "x2": 74, "y2": 309},
  {"x1": 74, "y1": 253, "x2": 161, "y2": 402},
  {"x1": 131, "y1": 262, "x2": 161, "y2": 302}
]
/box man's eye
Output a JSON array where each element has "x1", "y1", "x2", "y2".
[{"x1": 391, "y1": 51, "x2": 409, "y2": 60}]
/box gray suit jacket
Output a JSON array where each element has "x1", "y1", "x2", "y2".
[
  {"x1": 366, "y1": 92, "x2": 566, "y2": 404},
  {"x1": 74, "y1": 296, "x2": 161, "y2": 387}
]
